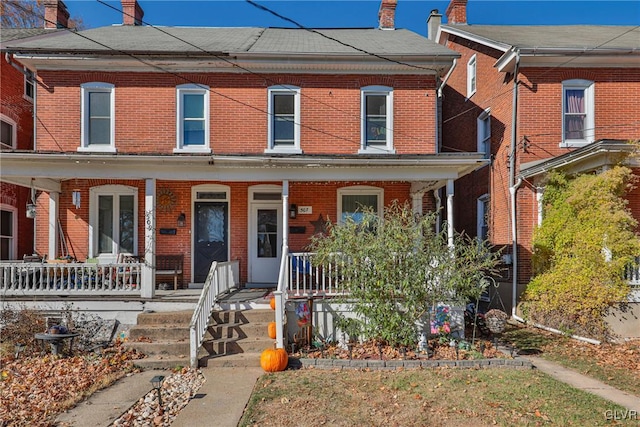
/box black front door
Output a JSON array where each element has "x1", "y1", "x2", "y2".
[{"x1": 194, "y1": 202, "x2": 228, "y2": 282}]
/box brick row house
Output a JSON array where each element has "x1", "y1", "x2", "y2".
[
  {"x1": 431, "y1": 0, "x2": 640, "y2": 335},
  {"x1": 1, "y1": 0, "x2": 487, "y2": 292}
]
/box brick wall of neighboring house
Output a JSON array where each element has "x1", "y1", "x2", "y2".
[
  {"x1": 1, "y1": 58, "x2": 35, "y2": 260},
  {"x1": 35, "y1": 180, "x2": 416, "y2": 283},
  {"x1": 34, "y1": 71, "x2": 438, "y2": 155}
]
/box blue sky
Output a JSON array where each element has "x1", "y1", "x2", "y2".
[{"x1": 66, "y1": 1, "x2": 640, "y2": 36}]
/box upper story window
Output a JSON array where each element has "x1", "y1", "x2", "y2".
[
  {"x1": 175, "y1": 84, "x2": 210, "y2": 153},
  {"x1": 24, "y1": 68, "x2": 34, "y2": 101},
  {"x1": 1, "y1": 115, "x2": 17, "y2": 149},
  {"x1": 562, "y1": 79, "x2": 594, "y2": 147},
  {"x1": 266, "y1": 85, "x2": 301, "y2": 153},
  {"x1": 338, "y1": 185, "x2": 384, "y2": 223},
  {"x1": 79, "y1": 82, "x2": 115, "y2": 153},
  {"x1": 467, "y1": 54, "x2": 477, "y2": 98},
  {"x1": 360, "y1": 86, "x2": 394, "y2": 154},
  {"x1": 477, "y1": 108, "x2": 491, "y2": 158}
]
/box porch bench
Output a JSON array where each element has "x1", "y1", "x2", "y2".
[{"x1": 155, "y1": 254, "x2": 184, "y2": 290}]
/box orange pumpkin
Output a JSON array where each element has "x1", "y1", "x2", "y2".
[
  {"x1": 269, "y1": 297, "x2": 276, "y2": 310},
  {"x1": 267, "y1": 321, "x2": 277, "y2": 339},
  {"x1": 260, "y1": 346, "x2": 288, "y2": 372}
]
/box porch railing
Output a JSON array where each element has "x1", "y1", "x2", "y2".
[
  {"x1": 189, "y1": 260, "x2": 239, "y2": 368},
  {"x1": 287, "y1": 252, "x2": 346, "y2": 297},
  {"x1": 625, "y1": 256, "x2": 640, "y2": 291},
  {"x1": 0, "y1": 261, "x2": 141, "y2": 295}
]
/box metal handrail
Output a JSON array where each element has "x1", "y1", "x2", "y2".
[{"x1": 189, "y1": 260, "x2": 239, "y2": 368}]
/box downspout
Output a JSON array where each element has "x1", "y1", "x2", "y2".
[
  {"x1": 508, "y1": 49, "x2": 524, "y2": 321},
  {"x1": 436, "y1": 59, "x2": 456, "y2": 153}
]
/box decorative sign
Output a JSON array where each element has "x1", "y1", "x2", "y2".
[
  {"x1": 289, "y1": 226, "x2": 306, "y2": 234},
  {"x1": 159, "y1": 228, "x2": 177, "y2": 235},
  {"x1": 298, "y1": 206, "x2": 312, "y2": 215}
]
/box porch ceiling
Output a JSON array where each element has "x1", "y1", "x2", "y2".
[{"x1": 1, "y1": 152, "x2": 488, "y2": 191}]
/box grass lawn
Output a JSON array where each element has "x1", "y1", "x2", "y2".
[
  {"x1": 502, "y1": 322, "x2": 640, "y2": 397},
  {"x1": 239, "y1": 368, "x2": 634, "y2": 426}
]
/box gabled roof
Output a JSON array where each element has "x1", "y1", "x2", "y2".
[
  {"x1": 4, "y1": 25, "x2": 459, "y2": 74},
  {"x1": 439, "y1": 25, "x2": 640, "y2": 71},
  {"x1": 5, "y1": 26, "x2": 457, "y2": 56}
]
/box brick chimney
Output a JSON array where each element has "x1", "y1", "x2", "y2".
[
  {"x1": 378, "y1": 0, "x2": 398, "y2": 30},
  {"x1": 445, "y1": 0, "x2": 467, "y2": 24},
  {"x1": 43, "y1": 0, "x2": 69, "y2": 29},
  {"x1": 121, "y1": 0, "x2": 144, "y2": 26}
]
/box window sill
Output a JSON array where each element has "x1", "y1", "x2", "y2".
[
  {"x1": 77, "y1": 146, "x2": 117, "y2": 153},
  {"x1": 358, "y1": 147, "x2": 396, "y2": 155},
  {"x1": 173, "y1": 147, "x2": 212, "y2": 154},
  {"x1": 559, "y1": 140, "x2": 592, "y2": 148},
  {"x1": 264, "y1": 147, "x2": 303, "y2": 155}
]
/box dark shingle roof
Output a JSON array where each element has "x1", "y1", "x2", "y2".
[
  {"x1": 3, "y1": 25, "x2": 457, "y2": 57},
  {"x1": 1, "y1": 28, "x2": 60, "y2": 43},
  {"x1": 442, "y1": 25, "x2": 640, "y2": 51}
]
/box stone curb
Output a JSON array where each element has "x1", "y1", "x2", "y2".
[{"x1": 291, "y1": 357, "x2": 532, "y2": 370}]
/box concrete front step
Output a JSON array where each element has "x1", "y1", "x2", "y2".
[
  {"x1": 125, "y1": 340, "x2": 190, "y2": 357},
  {"x1": 136, "y1": 310, "x2": 193, "y2": 326},
  {"x1": 129, "y1": 325, "x2": 190, "y2": 341},
  {"x1": 202, "y1": 336, "x2": 275, "y2": 356},
  {"x1": 205, "y1": 321, "x2": 271, "y2": 340},
  {"x1": 200, "y1": 353, "x2": 262, "y2": 368},
  {"x1": 212, "y1": 309, "x2": 275, "y2": 325}
]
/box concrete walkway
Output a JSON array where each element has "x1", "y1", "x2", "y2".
[
  {"x1": 522, "y1": 356, "x2": 640, "y2": 412},
  {"x1": 55, "y1": 357, "x2": 639, "y2": 426}
]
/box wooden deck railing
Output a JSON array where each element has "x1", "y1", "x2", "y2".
[
  {"x1": 0, "y1": 261, "x2": 141, "y2": 295},
  {"x1": 286, "y1": 252, "x2": 346, "y2": 297}
]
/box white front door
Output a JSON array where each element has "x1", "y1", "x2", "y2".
[{"x1": 249, "y1": 203, "x2": 283, "y2": 284}]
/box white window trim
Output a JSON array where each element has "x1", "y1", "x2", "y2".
[
  {"x1": 561, "y1": 79, "x2": 595, "y2": 148},
  {"x1": 337, "y1": 185, "x2": 384, "y2": 223},
  {"x1": 0, "y1": 204, "x2": 18, "y2": 260},
  {"x1": 79, "y1": 82, "x2": 116, "y2": 153},
  {"x1": 1, "y1": 114, "x2": 17, "y2": 149},
  {"x1": 467, "y1": 54, "x2": 477, "y2": 99},
  {"x1": 477, "y1": 108, "x2": 491, "y2": 159},
  {"x1": 265, "y1": 85, "x2": 302, "y2": 154},
  {"x1": 174, "y1": 83, "x2": 211, "y2": 154},
  {"x1": 359, "y1": 86, "x2": 395, "y2": 154},
  {"x1": 24, "y1": 67, "x2": 34, "y2": 102},
  {"x1": 88, "y1": 185, "x2": 138, "y2": 261},
  {"x1": 476, "y1": 194, "x2": 489, "y2": 242}
]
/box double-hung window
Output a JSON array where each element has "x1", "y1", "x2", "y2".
[
  {"x1": 338, "y1": 186, "x2": 384, "y2": 224},
  {"x1": 562, "y1": 79, "x2": 594, "y2": 147},
  {"x1": 477, "y1": 108, "x2": 491, "y2": 158},
  {"x1": 360, "y1": 86, "x2": 394, "y2": 153},
  {"x1": 175, "y1": 84, "x2": 210, "y2": 153},
  {"x1": 1, "y1": 115, "x2": 17, "y2": 149},
  {"x1": 89, "y1": 185, "x2": 137, "y2": 261},
  {"x1": 266, "y1": 85, "x2": 301, "y2": 153},
  {"x1": 80, "y1": 82, "x2": 115, "y2": 152},
  {"x1": 467, "y1": 54, "x2": 477, "y2": 98},
  {"x1": 24, "y1": 68, "x2": 35, "y2": 101}
]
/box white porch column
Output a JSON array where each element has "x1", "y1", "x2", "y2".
[
  {"x1": 536, "y1": 186, "x2": 544, "y2": 227},
  {"x1": 282, "y1": 180, "x2": 289, "y2": 249},
  {"x1": 411, "y1": 191, "x2": 424, "y2": 216},
  {"x1": 433, "y1": 189, "x2": 442, "y2": 235},
  {"x1": 48, "y1": 192, "x2": 59, "y2": 259},
  {"x1": 141, "y1": 178, "x2": 156, "y2": 299},
  {"x1": 446, "y1": 179, "x2": 454, "y2": 248}
]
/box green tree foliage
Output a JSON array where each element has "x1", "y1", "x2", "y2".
[
  {"x1": 309, "y1": 201, "x2": 500, "y2": 347},
  {"x1": 524, "y1": 166, "x2": 640, "y2": 339}
]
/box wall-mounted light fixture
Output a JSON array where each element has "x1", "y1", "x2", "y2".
[
  {"x1": 72, "y1": 189, "x2": 81, "y2": 209},
  {"x1": 177, "y1": 212, "x2": 186, "y2": 227},
  {"x1": 26, "y1": 203, "x2": 36, "y2": 218},
  {"x1": 289, "y1": 204, "x2": 297, "y2": 219}
]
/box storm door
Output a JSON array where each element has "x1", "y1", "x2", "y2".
[{"x1": 194, "y1": 202, "x2": 228, "y2": 282}]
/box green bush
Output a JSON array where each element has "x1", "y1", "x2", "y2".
[
  {"x1": 310, "y1": 201, "x2": 499, "y2": 347},
  {"x1": 524, "y1": 165, "x2": 640, "y2": 339}
]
